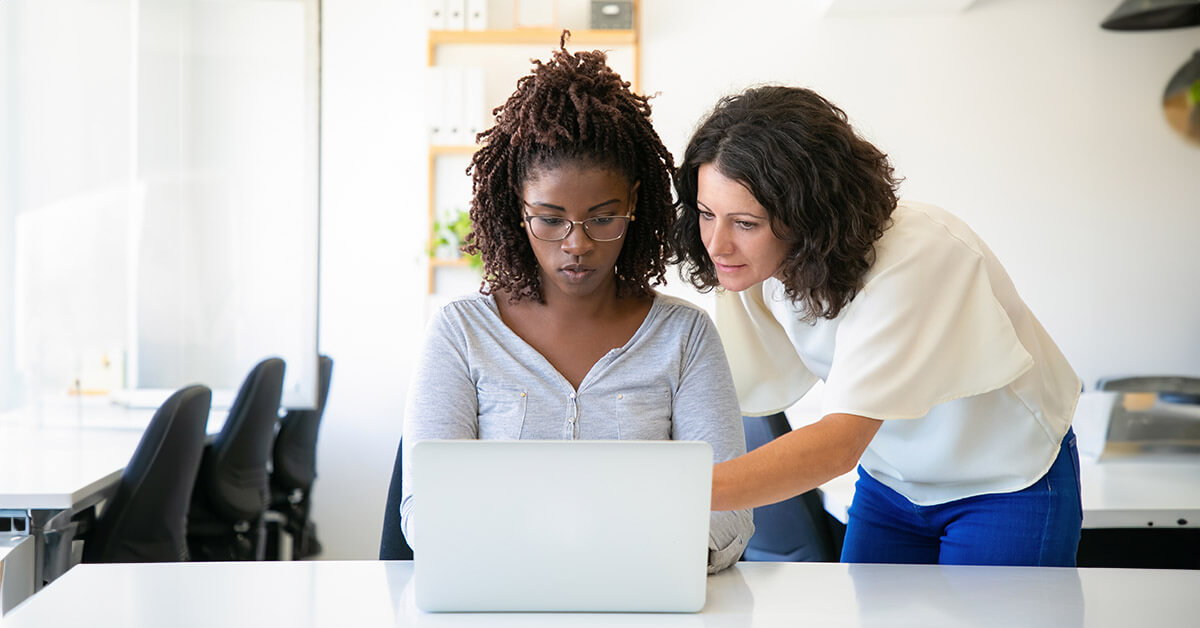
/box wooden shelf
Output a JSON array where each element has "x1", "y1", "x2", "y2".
[
  {"x1": 430, "y1": 257, "x2": 474, "y2": 268},
  {"x1": 429, "y1": 28, "x2": 635, "y2": 47},
  {"x1": 430, "y1": 144, "x2": 481, "y2": 156}
]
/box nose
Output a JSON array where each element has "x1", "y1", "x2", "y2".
[
  {"x1": 703, "y1": 219, "x2": 732, "y2": 259},
  {"x1": 560, "y1": 222, "x2": 595, "y2": 257}
]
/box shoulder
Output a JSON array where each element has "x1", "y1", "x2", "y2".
[
  {"x1": 436, "y1": 292, "x2": 497, "y2": 319},
  {"x1": 884, "y1": 201, "x2": 988, "y2": 255},
  {"x1": 429, "y1": 292, "x2": 500, "y2": 334},
  {"x1": 867, "y1": 201, "x2": 990, "y2": 282},
  {"x1": 649, "y1": 293, "x2": 715, "y2": 327},
  {"x1": 641, "y1": 294, "x2": 722, "y2": 352}
]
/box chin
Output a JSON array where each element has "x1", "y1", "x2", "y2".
[{"x1": 717, "y1": 273, "x2": 756, "y2": 293}]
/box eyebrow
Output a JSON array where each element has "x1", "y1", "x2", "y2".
[
  {"x1": 696, "y1": 200, "x2": 768, "y2": 220},
  {"x1": 524, "y1": 198, "x2": 623, "y2": 213}
]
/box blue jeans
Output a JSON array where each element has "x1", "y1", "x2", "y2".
[{"x1": 841, "y1": 429, "x2": 1082, "y2": 566}]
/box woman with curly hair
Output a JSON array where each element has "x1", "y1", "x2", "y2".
[
  {"x1": 392, "y1": 40, "x2": 752, "y2": 573},
  {"x1": 672, "y1": 86, "x2": 1082, "y2": 566}
]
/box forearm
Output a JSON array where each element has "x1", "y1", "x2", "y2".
[
  {"x1": 707, "y1": 508, "x2": 753, "y2": 573},
  {"x1": 711, "y1": 413, "x2": 882, "y2": 511}
]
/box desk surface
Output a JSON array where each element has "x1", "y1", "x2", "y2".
[
  {"x1": 819, "y1": 455, "x2": 1200, "y2": 529},
  {"x1": 7, "y1": 560, "x2": 1198, "y2": 627},
  {"x1": 0, "y1": 425, "x2": 145, "y2": 510},
  {"x1": 0, "y1": 400, "x2": 228, "y2": 510}
]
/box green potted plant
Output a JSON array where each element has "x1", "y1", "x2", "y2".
[{"x1": 431, "y1": 208, "x2": 482, "y2": 269}]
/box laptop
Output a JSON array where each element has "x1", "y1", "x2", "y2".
[{"x1": 411, "y1": 439, "x2": 713, "y2": 613}]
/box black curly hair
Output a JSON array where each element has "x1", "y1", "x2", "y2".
[
  {"x1": 462, "y1": 34, "x2": 675, "y2": 303},
  {"x1": 671, "y1": 85, "x2": 901, "y2": 321}
]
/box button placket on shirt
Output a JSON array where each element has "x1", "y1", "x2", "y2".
[{"x1": 567, "y1": 391, "x2": 578, "y2": 439}]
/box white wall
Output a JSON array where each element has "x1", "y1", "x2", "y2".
[
  {"x1": 313, "y1": 0, "x2": 1200, "y2": 558},
  {"x1": 642, "y1": 0, "x2": 1200, "y2": 389},
  {"x1": 314, "y1": 0, "x2": 427, "y2": 559}
]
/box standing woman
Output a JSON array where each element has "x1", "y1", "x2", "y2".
[
  {"x1": 671, "y1": 85, "x2": 1082, "y2": 566},
  {"x1": 393, "y1": 39, "x2": 753, "y2": 572}
]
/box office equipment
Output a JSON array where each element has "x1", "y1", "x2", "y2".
[
  {"x1": 81, "y1": 385, "x2": 211, "y2": 563},
  {"x1": 411, "y1": 440, "x2": 712, "y2": 612},
  {"x1": 266, "y1": 356, "x2": 333, "y2": 560},
  {"x1": 741, "y1": 413, "x2": 839, "y2": 561},
  {"x1": 1090, "y1": 375, "x2": 1200, "y2": 457},
  {"x1": 591, "y1": 1, "x2": 633, "y2": 29},
  {"x1": 379, "y1": 438, "x2": 415, "y2": 561},
  {"x1": 5, "y1": 560, "x2": 1200, "y2": 626},
  {"x1": 187, "y1": 358, "x2": 285, "y2": 561}
]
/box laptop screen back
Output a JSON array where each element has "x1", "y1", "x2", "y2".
[{"x1": 411, "y1": 440, "x2": 713, "y2": 612}]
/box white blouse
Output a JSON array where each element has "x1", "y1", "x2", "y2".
[{"x1": 716, "y1": 201, "x2": 1081, "y2": 505}]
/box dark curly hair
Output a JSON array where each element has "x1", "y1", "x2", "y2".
[
  {"x1": 463, "y1": 34, "x2": 675, "y2": 303},
  {"x1": 671, "y1": 85, "x2": 901, "y2": 321}
]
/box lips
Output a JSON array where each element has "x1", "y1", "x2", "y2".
[
  {"x1": 713, "y1": 262, "x2": 744, "y2": 274},
  {"x1": 560, "y1": 263, "x2": 595, "y2": 280}
]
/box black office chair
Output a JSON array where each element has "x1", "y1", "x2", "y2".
[
  {"x1": 740, "y1": 413, "x2": 840, "y2": 562},
  {"x1": 187, "y1": 357, "x2": 285, "y2": 561},
  {"x1": 379, "y1": 438, "x2": 414, "y2": 560},
  {"x1": 81, "y1": 385, "x2": 211, "y2": 563},
  {"x1": 265, "y1": 355, "x2": 333, "y2": 560}
]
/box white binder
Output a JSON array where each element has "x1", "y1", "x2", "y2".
[
  {"x1": 425, "y1": 67, "x2": 447, "y2": 144},
  {"x1": 425, "y1": 0, "x2": 447, "y2": 30},
  {"x1": 465, "y1": 0, "x2": 488, "y2": 31},
  {"x1": 445, "y1": 0, "x2": 466, "y2": 30}
]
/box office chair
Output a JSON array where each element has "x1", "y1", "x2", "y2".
[
  {"x1": 187, "y1": 357, "x2": 285, "y2": 561},
  {"x1": 379, "y1": 438, "x2": 414, "y2": 560},
  {"x1": 740, "y1": 413, "x2": 840, "y2": 562},
  {"x1": 81, "y1": 385, "x2": 211, "y2": 563},
  {"x1": 265, "y1": 355, "x2": 333, "y2": 560}
]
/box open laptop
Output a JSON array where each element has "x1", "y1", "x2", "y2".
[{"x1": 411, "y1": 439, "x2": 713, "y2": 613}]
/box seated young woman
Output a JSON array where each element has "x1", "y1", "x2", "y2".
[{"x1": 397, "y1": 39, "x2": 753, "y2": 573}]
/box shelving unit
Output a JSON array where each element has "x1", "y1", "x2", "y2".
[{"x1": 425, "y1": 2, "x2": 641, "y2": 294}]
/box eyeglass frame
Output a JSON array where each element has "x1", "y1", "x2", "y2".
[{"x1": 520, "y1": 199, "x2": 634, "y2": 242}]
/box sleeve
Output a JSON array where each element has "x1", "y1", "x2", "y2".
[
  {"x1": 399, "y1": 305, "x2": 482, "y2": 548},
  {"x1": 715, "y1": 286, "x2": 819, "y2": 416},
  {"x1": 819, "y1": 229, "x2": 1034, "y2": 420},
  {"x1": 669, "y1": 308, "x2": 755, "y2": 574}
]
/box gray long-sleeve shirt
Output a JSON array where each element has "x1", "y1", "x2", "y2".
[{"x1": 400, "y1": 292, "x2": 753, "y2": 573}]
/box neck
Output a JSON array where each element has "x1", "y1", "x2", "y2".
[{"x1": 537, "y1": 276, "x2": 622, "y2": 321}]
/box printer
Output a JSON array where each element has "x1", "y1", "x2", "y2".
[{"x1": 1075, "y1": 375, "x2": 1200, "y2": 459}]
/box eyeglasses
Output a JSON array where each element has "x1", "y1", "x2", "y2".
[{"x1": 521, "y1": 201, "x2": 633, "y2": 242}]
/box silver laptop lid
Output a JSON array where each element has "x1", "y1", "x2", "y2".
[{"x1": 412, "y1": 440, "x2": 713, "y2": 613}]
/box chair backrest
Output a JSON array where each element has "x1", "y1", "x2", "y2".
[
  {"x1": 82, "y1": 385, "x2": 212, "y2": 563},
  {"x1": 272, "y1": 355, "x2": 333, "y2": 492},
  {"x1": 201, "y1": 357, "x2": 285, "y2": 523},
  {"x1": 379, "y1": 438, "x2": 414, "y2": 560},
  {"x1": 741, "y1": 413, "x2": 838, "y2": 562}
]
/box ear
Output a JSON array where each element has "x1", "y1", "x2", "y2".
[{"x1": 629, "y1": 180, "x2": 641, "y2": 218}]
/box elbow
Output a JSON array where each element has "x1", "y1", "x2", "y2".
[{"x1": 833, "y1": 448, "x2": 862, "y2": 478}]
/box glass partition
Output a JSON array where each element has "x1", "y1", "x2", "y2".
[{"x1": 0, "y1": 0, "x2": 320, "y2": 423}]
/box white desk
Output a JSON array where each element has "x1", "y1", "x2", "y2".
[
  {"x1": 819, "y1": 455, "x2": 1200, "y2": 529},
  {"x1": 0, "y1": 425, "x2": 147, "y2": 511},
  {"x1": 0, "y1": 424, "x2": 146, "y2": 596},
  {"x1": 7, "y1": 560, "x2": 1198, "y2": 627},
  {"x1": 0, "y1": 400, "x2": 229, "y2": 605}
]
